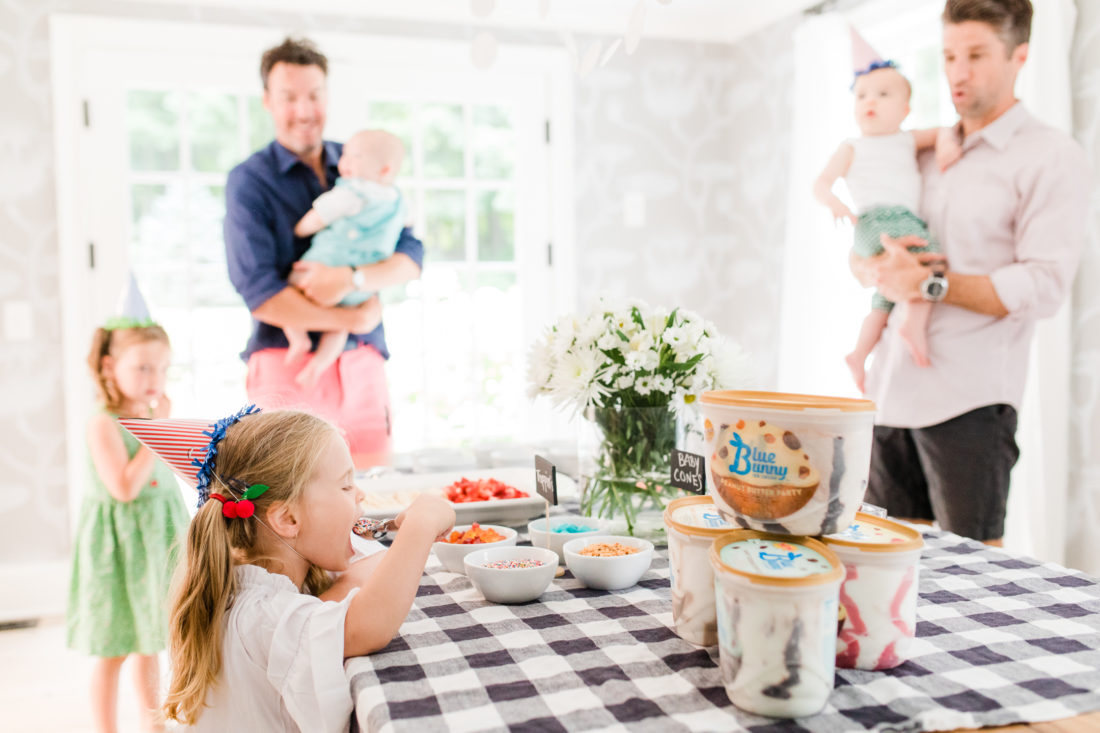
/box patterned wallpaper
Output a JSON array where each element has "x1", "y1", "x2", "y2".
[
  {"x1": 573, "y1": 26, "x2": 795, "y2": 386},
  {"x1": 0, "y1": 0, "x2": 1096, "y2": 590}
]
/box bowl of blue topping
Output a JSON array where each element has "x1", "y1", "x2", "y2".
[{"x1": 527, "y1": 515, "x2": 610, "y2": 562}]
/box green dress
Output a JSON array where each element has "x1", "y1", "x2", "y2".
[{"x1": 66, "y1": 413, "x2": 189, "y2": 657}]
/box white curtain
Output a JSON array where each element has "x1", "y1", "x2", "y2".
[
  {"x1": 1002, "y1": 0, "x2": 1077, "y2": 565},
  {"x1": 778, "y1": 0, "x2": 1079, "y2": 566},
  {"x1": 777, "y1": 11, "x2": 866, "y2": 400}
]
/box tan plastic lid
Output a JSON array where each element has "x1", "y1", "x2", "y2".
[
  {"x1": 823, "y1": 512, "x2": 924, "y2": 553},
  {"x1": 700, "y1": 390, "x2": 875, "y2": 413},
  {"x1": 663, "y1": 496, "x2": 732, "y2": 538},
  {"x1": 709, "y1": 529, "x2": 843, "y2": 587}
]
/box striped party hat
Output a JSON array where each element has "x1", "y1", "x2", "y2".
[
  {"x1": 118, "y1": 417, "x2": 220, "y2": 487},
  {"x1": 119, "y1": 406, "x2": 261, "y2": 506}
]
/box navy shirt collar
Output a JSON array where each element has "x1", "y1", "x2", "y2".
[{"x1": 270, "y1": 139, "x2": 341, "y2": 178}]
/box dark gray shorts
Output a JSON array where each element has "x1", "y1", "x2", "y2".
[{"x1": 865, "y1": 404, "x2": 1019, "y2": 542}]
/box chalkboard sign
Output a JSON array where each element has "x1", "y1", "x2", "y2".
[
  {"x1": 670, "y1": 449, "x2": 705, "y2": 495},
  {"x1": 534, "y1": 455, "x2": 558, "y2": 505}
]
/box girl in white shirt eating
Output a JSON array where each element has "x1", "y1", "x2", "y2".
[{"x1": 126, "y1": 407, "x2": 454, "y2": 731}]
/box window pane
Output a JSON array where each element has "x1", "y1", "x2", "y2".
[
  {"x1": 128, "y1": 90, "x2": 181, "y2": 171},
  {"x1": 470, "y1": 272, "x2": 523, "y2": 437},
  {"x1": 473, "y1": 105, "x2": 514, "y2": 180},
  {"x1": 190, "y1": 92, "x2": 239, "y2": 173},
  {"x1": 422, "y1": 103, "x2": 464, "y2": 179},
  {"x1": 477, "y1": 189, "x2": 514, "y2": 261},
  {"x1": 130, "y1": 182, "x2": 186, "y2": 267},
  {"x1": 910, "y1": 45, "x2": 948, "y2": 128},
  {"x1": 368, "y1": 101, "x2": 414, "y2": 178},
  {"x1": 247, "y1": 96, "x2": 274, "y2": 153},
  {"x1": 423, "y1": 189, "x2": 465, "y2": 261},
  {"x1": 192, "y1": 185, "x2": 226, "y2": 266}
]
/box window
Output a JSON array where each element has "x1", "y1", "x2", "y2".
[{"x1": 125, "y1": 89, "x2": 269, "y2": 416}]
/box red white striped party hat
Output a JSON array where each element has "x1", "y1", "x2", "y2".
[
  {"x1": 118, "y1": 417, "x2": 219, "y2": 487},
  {"x1": 118, "y1": 405, "x2": 261, "y2": 492}
]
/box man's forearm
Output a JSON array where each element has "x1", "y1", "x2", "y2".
[
  {"x1": 253, "y1": 287, "x2": 362, "y2": 332},
  {"x1": 942, "y1": 272, "x2": 1009, "y2": 318},
  {"x1": 357, "y1": 252, "x2": 422, "y2": 291}
]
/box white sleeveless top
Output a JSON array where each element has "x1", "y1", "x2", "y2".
[{"x1": 844, "y1": 131, "x2": 920, "y2": 214}]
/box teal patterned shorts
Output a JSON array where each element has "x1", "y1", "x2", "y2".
[{"x1": 854, "y1": 205, "x2": 940, "y2": 312}]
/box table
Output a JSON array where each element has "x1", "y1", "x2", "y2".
[{"x1": 346, "y1": 530, "x2": 1100, "y2": 732}]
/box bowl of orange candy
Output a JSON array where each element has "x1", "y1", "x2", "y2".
[{"x1": 433, "y1": 522, "x2": 518, "y2": 573}]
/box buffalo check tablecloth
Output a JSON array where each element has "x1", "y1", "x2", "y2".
[{"x1": 346, "y1": 529, "x2": 1100, "y2": 733}]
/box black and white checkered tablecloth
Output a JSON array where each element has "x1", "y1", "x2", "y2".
[{"x1": 346, "y1": 530, "x2": 1100, "y2": 733}]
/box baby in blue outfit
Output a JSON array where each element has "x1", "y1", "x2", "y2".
[{"x1": 288, "y1": 129, "x2": 408, "y2": 387}]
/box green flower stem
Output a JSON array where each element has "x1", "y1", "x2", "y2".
[{"x1": 582, "y1": 405, "x2": 685, "y2": 537}]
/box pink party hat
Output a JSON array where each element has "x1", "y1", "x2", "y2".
[
  {"x1": 118, "y1": 417, "x2": 219, "y2": 487},
  {"x1": 850, "y1": 25, "x2": 886, "y2": 77}
]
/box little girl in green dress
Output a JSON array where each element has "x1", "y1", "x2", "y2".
[{"x1": 66, "y1": 316, "x2": 187, "y2": 733}]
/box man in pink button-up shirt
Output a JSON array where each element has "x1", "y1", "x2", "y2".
[{"x1": 858, "y1": 0, "x2": 1089, "y2": 544}]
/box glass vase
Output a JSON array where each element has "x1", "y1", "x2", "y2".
[{"x1": 579, "y1": 404, "x2": 696, "y2": 540}]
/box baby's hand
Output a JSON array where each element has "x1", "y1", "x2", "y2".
[
  {"x1": 830, "y1": 201, "x2": 857, "y2": 226},
  {"x1": 935, "y1": 125, "x2": 963, "y2": 171},
  {"x1": 395, "y1": 493, "x2": 455, "y2": 540}
]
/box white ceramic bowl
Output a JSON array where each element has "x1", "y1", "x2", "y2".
[
  {"x1": 433, "y1": 524, "x2": 518, "y2": 574},
  {"x1": 463, "y1": 546, "x2": 559, "y2": 603},
  {"x1": 562, "y1": 535, "x2": 655, "y2": 590},
  {"x1": 527, "y1": 516, "x2": 610, "y2": 562}
]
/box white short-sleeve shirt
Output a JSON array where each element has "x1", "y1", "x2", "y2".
[{"x1": 187, "y1": 564, "x2": 361, "y2": 733}]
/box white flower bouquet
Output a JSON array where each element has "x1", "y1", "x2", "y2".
[{"x1": 528, "y1": 298, "x2": 752, "y2": 534}]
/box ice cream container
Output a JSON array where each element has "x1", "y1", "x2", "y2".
[
  {"x1": 710, "y1": 530, "x2": 844, "y2": 719},
  {"x1": 663, "y1": 496, "x2": 734, "y2": 646},
  {"x1": 700, "y1": 391, "x2": 875, "y2": 536},
  {"x1": 823, "y1": 513, "x2": 923, "y2": 670}
]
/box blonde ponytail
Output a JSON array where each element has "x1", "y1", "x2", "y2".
[{"x1": 163, "y1": 501, "x2": 236, "y2": 724}]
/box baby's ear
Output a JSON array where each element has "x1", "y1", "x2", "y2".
[{"x1": 266, "y1": 501, "x2": 301, "y2": 539}]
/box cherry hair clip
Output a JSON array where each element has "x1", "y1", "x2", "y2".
[{"x1": 209, "y1": 483, "x2": 270, "y2": 519}]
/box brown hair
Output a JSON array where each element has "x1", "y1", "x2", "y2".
[
  {"x1": 86, "y1": 324, "x2": 170, "y2": 413},
  {"x1": 260, "y1": 37, "x2": 328, "y2": 89},
  {"x1": 943, "y1": 0, "x2": 1033, "y2": 54},
  {"x1": 163, "y1": 410, "x2": 338, "y2": 725}
]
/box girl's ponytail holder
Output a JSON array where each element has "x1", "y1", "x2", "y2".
[{"x1": 209, "y1": 483, "x2": 270, "y2": 519}]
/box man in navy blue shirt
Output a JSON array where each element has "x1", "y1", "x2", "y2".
[{"x1": 224, "y1": 37, "x2": 423, "y2": 466}]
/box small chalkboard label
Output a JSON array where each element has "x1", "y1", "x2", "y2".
[
  {"x1": 534, "y1": 455, "x2": 558, "y2": 505},
  {"x1": 670, "y1": 449, "x2": 705, "y2": 495}
]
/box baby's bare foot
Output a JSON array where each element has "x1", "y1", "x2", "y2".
[
  {"x1": 845, "y1": 352, "x2": 867, "y2": 394},
  {"x1": 284, "y1": 340, "x2": 309, "y2": 365},
  {"x1": 294, "y1": 361, "x2": 323, "y2": 390},
  {"x1": 899, "y1": 322, "x2": 931, "y2": 367}
]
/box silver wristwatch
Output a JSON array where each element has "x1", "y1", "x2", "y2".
[
  {"x1": 919, "y1": 271, "x2": 948, "y2": 302},
  {"x1": 349, "y1": 265, "x2": 366, "y2": 291}
]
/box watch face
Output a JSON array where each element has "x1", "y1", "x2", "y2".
[{"x1": 922, "y1": 275, "x2": 947, "y2": 301}]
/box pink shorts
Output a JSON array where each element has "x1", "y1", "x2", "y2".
[{"x1": 246, "y1": 345, "x2": 391, "y2": 463}]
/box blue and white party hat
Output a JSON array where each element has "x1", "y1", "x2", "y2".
[{"x1": 104, "y1": 273, "x2": 155, "y2": 329}]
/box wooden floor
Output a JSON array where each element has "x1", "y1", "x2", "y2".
[{"x1": 2, "y1": 615, "x2": 1097, "y2": 732}]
